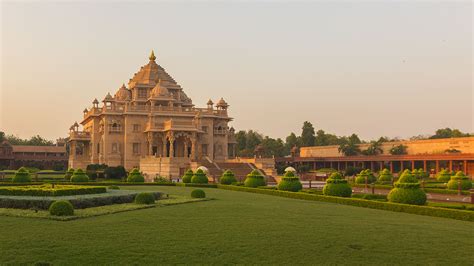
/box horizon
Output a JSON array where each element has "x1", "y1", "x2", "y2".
[{"x1": 1, "y1": 1, "x2": 473, "y2": 141}]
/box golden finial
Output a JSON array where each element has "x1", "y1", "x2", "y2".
[{"x1": 149, "y1": 50, "x2": 156, "y2": 61}]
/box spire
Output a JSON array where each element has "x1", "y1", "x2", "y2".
[{"x1": 149, "y1": 50, "x2": 156, "y2": 61}]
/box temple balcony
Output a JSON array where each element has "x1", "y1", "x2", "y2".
[{"x1": 69, "y1": 131, "x2": 91, "y2": 141}]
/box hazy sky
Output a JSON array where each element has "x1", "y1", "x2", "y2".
[{"x1": 1, "y1": 1, "x2": 473, "y2": 142}]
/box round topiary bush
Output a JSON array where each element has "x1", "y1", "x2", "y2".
[
  {"x1": 220, "y1": 170, "x2": 237, "y2": 185},
  {"x1": 322, "y1": 172, "x2": 352, "y2": 197},
  {"x1": 134, "y1": 192, "x2": 155, "y2": 204},
  {"x1": 64, "y1": 168, "x2": 74, "y2": 180},
  {"x1": 70, "y1": 169, "x2": 90, "y2": 183},
  {"x1": 127, "y1": 168, "x2": 145, "y2": 183},
  {"x1": 277, "y1": 171, "x2": 303, "y2": 192},
  {"x1": 244, "y1": 170, "x2": 266, "y2": 188},
  {"x1": 447, "y1": 171, "x2": 473, "y2": 190},
  {"x1": 12, "y1": 167, "x2": 32, "y2": 183},
  {"x1": 436, "y1": 169, "x2": 451, "y2": 182},
  {"x1": 355, "y1": 169, "x2": 376, "y2": 184},
  {"x1": 388, "y1": 170, "x2": 426, "y2": 205},
  {"x1": 49, "y1": 200, "x2": 74, "y2": 216},
  {"x1": 377, "y1": 168, "x2": 393, "y2": 183},
  {"x1": 191, "y1": 189, "x2": 206, "y2": 198},
  {"x1": 182, "y1": 169, "x2": 193, "y2": 183},
  {"x1": 191, "y1": 169, "x2": 208, "y2": 184}
]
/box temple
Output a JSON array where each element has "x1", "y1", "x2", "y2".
[{"x1": 68, "y1": 51, "x2": 277, "y2": 180}]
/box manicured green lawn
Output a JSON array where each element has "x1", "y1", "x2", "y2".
[{"x1": 0, "y1": 186, "x2": 473, "y2": 265}]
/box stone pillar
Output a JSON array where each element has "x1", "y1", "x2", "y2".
[
  {"x1": 191, "y1": 138, "x2": 197, "y2": 160},
  {"x1": 400, "y1": 161, "x2": 404, "y2": 171},
  {"x1": 169, "y1": 136, "x2": 175, "y2": 158},
  {"x1": 411, "y1": 160, "x2": 415, "y2": 170},
  {"x1": 463, "y1": 160, "x2": 467, "y2": 174},
  {"x1": 423, "y1": 160, "x2": 427, "y2": 172},
  {"x1": 147, "y1": 133, "x2": 153, "y2": 156},
  {"x1": 390, "y1": 161, "x2": 393, "y2": 173},
  {"x1": 370, "y1": 161, "x2": 374, "y2": 171},
  {"x1": 162, "y1": 136, "x2": 167, "y2": 157},
  {"x1": 449, "y1": 160, "x2": 453, "y2": 172},
  {"x1": 435, "y1": 160, "x2": 439, "y2": 173},
  {"x1": 184, "y1": 141, "x2": 189, "y2": 158}
]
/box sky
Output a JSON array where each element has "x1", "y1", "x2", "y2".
[{"x1": 1, "y1": 1, "x2": 473, "y2": 142}]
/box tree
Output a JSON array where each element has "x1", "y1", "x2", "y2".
[
  {"x1": 285, "y1": 132, "x2": 300, "y2": 150},
  {"x1": 338, "y1": 137, "x2": 360, "y2": 156},
  {"x1": 5, "y1": 134, "x2": 54, "y2": 146},
  {"x1": 361, "y1": 138, "x2": 383, "y2": 155},
  {"x1": 235, "y1": 131, "x2": 247, "y2": 152},
  {"x1": 300, "y1": 121, "x2": 315, "y2": 147},
  {"x1": 261, "y1": 137, "x2": 286, "y2": 157},
  {"x1": 389, "y1": 144, "x2": 407, "y2": 155},
  {"x1": 0, "y1": 131, "x2": 4, "y2": 142},
  {"x1": 430, "y1": 128, "x2": 470, "y2": 139}
]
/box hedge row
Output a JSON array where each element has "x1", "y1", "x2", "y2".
[
  {"x1": 352, "y1": 183, "x2": 470, "y2": 195},
  {"x1": 0, "y1": 185, "x2": 106, "y2": 197},
  {"x1": 0, "y1": 182, "x2": 176, "y2": 187},
  {"x1": 217, "y1": 185, "x2": 474, "y2": 222},
  {"x1": 175, "y1": 183, "x2": 218, "y2": 188},
  {"x1": 0, "y1": 192, "x2": 162, "y2": 210}
]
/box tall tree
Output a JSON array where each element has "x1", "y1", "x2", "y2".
[
  {"x1": 0, "y1": 131, "x2": 4, "y2": 142},
  {"x1": 430, "y1": 128, "x2": 470, "y2": 139},
  {"x1": 285, "y1": 132, "x2": 300, "y2": 150},
  {"x1": 338, "y1": 137, "x2": 361, "y2": 156},
  {"x1": 300, "y1": 121, "x2": 316, "y2": 147}
]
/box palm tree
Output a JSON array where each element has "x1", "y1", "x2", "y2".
[{"x1": 338, "y1": 138, "x2": 360, "y2": 156}]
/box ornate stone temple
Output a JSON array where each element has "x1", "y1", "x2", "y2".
[{"x1": 67, "y1": 51, "x2": 247, "y2": 180}]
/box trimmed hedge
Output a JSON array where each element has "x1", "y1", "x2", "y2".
[
  {"x1": 191, "y1": 169, "x2": 209, "y2": 184},
  {"x1": 244, "y1": 170, "x2": 266, "y2": 188},
  {"x1": 70, "y1": 169, "x2": 90, "y2": 183},
  {"x1": 64, "y1": 168, "x2": 74, "y2": 180},
  {"x1": 134, "y1": 192, "x2": 155, "y2": 204},
  {"x1": 355, "y1": 169, "x2": 376, "y2": 184},
  {"x1": 49, "y1": 200, "x2": 74, "y2": 216},
  {"x1": 323, "y1": 172, "x2": 352, "y2": 197},
  {"x1": 217, "y1": 185, "x2": 474, "y2": 222},
  {"x1": 436, "y1": 169, "x2": 451, "y2": 182},
  {"x1": 388, "y1": 170, "x2": 426, "y2": 205},
  {"x1": 447, "y1": 171, "x2": 472, "y2": 190},
  {"x1": 182, "y1": 169, "x2": 193, "y2": 183},
  {"x1": 127, "y1": 168, "x2": 145, "y2": 183},
  {"x1": 220, "y1": 170, "x2": 237, "y2": 185},
  {"x1": 0, "y1": 185, "x2": 106, "y2": 197},
  {"x1": 277, "y1": 171, "x2": 303, "y2": 192},
  {"x1": 0, "y1": 191, "x2": 162, "y2": 210},
  {"x1": 191, "y1": 189, "x2": 206, "y2": 198},
  {"x1": 12, "y1": 167, "x2": 32, "y2": 183},
  {"x1": 378, "y1": 168, "x2": 393, "y2": 182},
  {"x1": 175, "y1": 183, "x2": 218, "y2": 188}
]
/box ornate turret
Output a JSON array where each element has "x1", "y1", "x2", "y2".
[
  {"x1": 216, "y1": 98, "x2": 228, "y2": 110},
  {"x1": 103, "y1": 93, "x2": 113, "y2": 102},
  {"x1": 114, "y1": 84, "x2": 131, "y2": 101},
  {"x1": 151, "y1": 80, "x2": 170, "y2": 98}
]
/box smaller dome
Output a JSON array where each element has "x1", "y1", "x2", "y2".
[
  {"x1": 114, "y1": 84, "x2": 131, "y2": 101},
  {"x1": 216, "y1": 97, "x2": 228, "y2": 107},
  {"x1": 92, "y1": 98, "x2": 99, "y2": 104},
  {"x1": 207, "y1": 99, "x2": 214, "y2": 105},
  {"x1": 285, "y1": 167, "x2": 296, "y2": 173},
  {"x1": 197, "y1": 166, "x2": 209, "y2": 174},
  {"x1": 83, "y1": 108, "x2": 88, "y2": 113},
  {"x1": 151, "y1": 80, "x2": 170, "y2": 98},
  {"x1": 103, "y1": 93, "x2": 114, "y2": 101}
]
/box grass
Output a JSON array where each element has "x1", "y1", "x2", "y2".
[{"x1": 0, "y1": 186, "x2": 473, "y2": 264}]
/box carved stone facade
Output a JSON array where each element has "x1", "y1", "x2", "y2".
[{"x1": 68, "y1": 51, "x2": 237, "y2": 179}]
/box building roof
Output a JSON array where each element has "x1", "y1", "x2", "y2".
[
  {"x1": 129, "y1": 51, "x2": 178, "y2": 87},
  {"x1": 114, "y1": 84, "x2": 132, "y2": 101},
  {"x1": 12, "y1": 145, "x2": 66, "y2": 153}
]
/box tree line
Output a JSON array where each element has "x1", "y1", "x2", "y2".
[
  {"x1": 0, "y1": 131, "x2": 54, "y2": 146},
  {"x1": 235, "y1": 123, "x2": 471, "y2": 157}
]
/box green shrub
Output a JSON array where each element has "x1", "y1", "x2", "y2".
[
  {"x1": 323, "y1": 172, "x2": 352, "y2": 197},
  {"x1": 64, "y1": 168, "x2": 74, "y2": 180},
  {"x1": 220, "y1": 170, "x2": 237, "y2": 185},
  {"x1": 70, "y1": 169, "x2": 90, "y2": 183},
  {"x1": 12, "y1": 167, "x2": 32, "y2": 183},
  {"x1": 388, "y1": 170, "x2": 426, "y2": 205},
  {"x1": 378, "y1": 168, "x2": 393, "y2": 182},
  {"x1": 191, "y1": 169, "x2": 209, "y2": 184},
  {"x1": 108, "y1": 185, "x2": 120, "y2": 190},
  {"x1": 104, "y1": 166, "x2": 127, "y2": 179},
  {"x1": 182, "y1": 169, "x2": 193, "y2": 183},
  {"x1": 355, "y1": 169, "x2": 376, "y2": 184},
  {"x1": 436, "y1": 169, "x2": 451, "y2": 182},
  {"x1": 244, "y1": 170, "x2": 266, "y2": 188},
  {"x1": 134, "y1": 192, "x2": 155, "y2": 204},
  {"x1": 49, "y1": 200, "x2": 74, "y2": 216},
  {"x1": 352, "y1": 193, "x2": 387, "y2": 201},
  {"x1": 277, "y1": 171, "x2": 302, "y2": 192},
  {"x1": 447, "y1": 171, "x2": 472, "y2": 190},
  {"x1": 127, "y1": 168, "x2": 145, "y2": 183},
  {"x1": 191, "y1": 189, "x2": 206, "y2": 198}
]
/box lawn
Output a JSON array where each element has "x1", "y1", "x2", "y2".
[{"x1": 0, "y1": 186, "x2": 473, "y2": 265}]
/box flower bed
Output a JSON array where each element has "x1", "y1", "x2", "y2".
[{"x1": 0, "y1": 185, "x2": 106, "y2": 197}]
